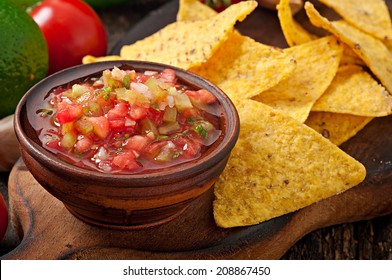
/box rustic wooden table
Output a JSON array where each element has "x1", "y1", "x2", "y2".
[{"x1": 0, "y1": 0, "x2": 391, "y2": 260}]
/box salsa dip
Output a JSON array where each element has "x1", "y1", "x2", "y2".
[{"x1": 32, "y1": 66, "x2": 223, "y2": 174}]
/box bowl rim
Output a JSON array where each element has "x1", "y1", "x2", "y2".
[{"x1": 14, "y1": 60, "x2": 239, "y2": 184}]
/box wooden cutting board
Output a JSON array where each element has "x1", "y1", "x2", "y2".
[{"x1": 2, "y1": 0, "x2": 392, "y2": 260}]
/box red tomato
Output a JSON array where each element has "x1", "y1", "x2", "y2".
[
  {"x1": 30, "y1": 0, "x2": 107, "y2": 74},
  {"x1": 56, "y1": 103, "x2": 83, "y2": 124},
  {"x1": 124, "y1": 135, "x2": 151, "y2": 153},
  {"x1": 75, "y1": 136, "x2": 93, "y2": 154},
  {"x1": 111, "y1": 151, "x2": 140, "y2": 171},
  {"x1": 185, "y1": 89, "x2": 217, "y2": 104},
  {"x1": 129, "y1": 105, "x2": 149, "y2": 121},
  {"x1": 88, "y1": 116, "x2": 109, "y2": 139},
  {"x1": 0, "y1": 193, "x2": 8, "y2": 241},
  {"x1": 159, "y1": 68, "x2": 177, "y2": 85},
  {"x1": 107, "y1": 102, "x2": 129, "y2": 120}
]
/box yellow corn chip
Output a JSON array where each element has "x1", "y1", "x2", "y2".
[
  {"x1": 385, "y1": 39, "x2": 392, "y2": 52},
  {"x1": 189, "y1": 31, "x2": 296, "y2": 101},
  {"x1": 340, "y1": 45, "x2": 365, "y2": 66},
  {"x1": 277, "y1": 0, "x2": 317, "y2": 46},
  {"x1": 177, "y1": 0, "x2": 216, "y2": 21},
  {"x1": 253, "y1": 36, "x2": 343, "y2": 123},
  {"x1": 276, "y1": 0, "x2": 363, "y2": 66},
  {"x1": 305, "y1": 112, "x2": 373, "y2": 146},
  {"x1": 305, "y1": 2, "x2": 392, "y2": 95},
  {"x1": 213, "y1": 99, "x2": 366, "y2": 228},
  {"x1": 319, "y1": 0, "x2": 392, "y2": 41},
  {"x1": 312, "y1": 64, "x2": 392, "y2": 117},
  {"x1": 119, "y1": 1, "x2": 257, "y2": 69}
]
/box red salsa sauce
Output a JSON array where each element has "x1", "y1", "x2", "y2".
[{"x1": 34, "y1": 67, "x2": 223, "y2": 174}]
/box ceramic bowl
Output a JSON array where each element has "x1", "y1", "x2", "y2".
[{"x1": 14, "y1": 60, "x2": 239, "y2": 230}]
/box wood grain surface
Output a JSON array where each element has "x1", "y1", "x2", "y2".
[{"x1": 1, "y1": 0, "x2": 392, "y2": 260}]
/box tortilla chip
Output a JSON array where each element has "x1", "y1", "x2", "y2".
[
  {"x1": 119, "y1": 1, "x2": 257, "y2": 69},
  {"x1": 189, "y1": 31, "x2": 296, "y2": 101},
  {"x1": 340, "y1": 45, "x2": 365, "y2": 66},
  {"x1": 253, "y1": 36, "x2": 343, "y2": 123},
  {"x1": 319, "y1": 0, "x2": 392, "y2": 41},
  {"x1": 305, "y1": 2, "x2": 392, "y2": 95},
  {"x1": 305, "y1": 112, "x2": 373, "y2": 146},
  {"x1": 177, "y1": 0, "x2": 216, "y2": 21},
  {"x1": 312, "y1": 64, "x2": 392, "y2": 117},
  {"x1": 386, "y1": 39, "x2": 392, "y2": 52},
  {"x1": 277, "y1": 0, "x2": 317, "y2": 46},
  {"x1": 213, "y1": 99, "x2": 366, "y2": 228}
]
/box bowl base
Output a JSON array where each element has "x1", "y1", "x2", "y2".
[{"x1": 64, "y1": 204, "x2": 189, "y2": 230}]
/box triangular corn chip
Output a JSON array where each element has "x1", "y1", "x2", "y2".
[
  {"x1": 312, "y1": 64, "x2": 392, "y2": 117},
  {"x1": 305, "y1": 112, "x2": 373, "y2": 146},
  {"x1": 120, "y1": 1, "x2": 257, "y2": 69},
  {"x1": 213, "y1": 99, "x2": 366, "y2": 228},
  {"x1": 177, "y1": 0, "x2": 216, "y2": 21},
  {"x1": 253, "y1": 36, "x2": 343, "y2": 123},
  {"x1": 319, "y1": 0, "x2": 392, "y2": 41},
  {"x1": 277, "y1": 0, "x2": 317, "y2": 46},
  {"x1": 305, "y1": 2, "x2": 392, "y2": 94},
  {"x1": 189, "y1": 31, "x2": 296, "y2": 101}
]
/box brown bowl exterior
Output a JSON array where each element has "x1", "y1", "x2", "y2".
[{"x1": 14, "y1": 60, "x2": 239, "y2": 229}]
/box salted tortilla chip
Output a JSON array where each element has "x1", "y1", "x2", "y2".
[
  {"x1": 189, "y1": 31, "x2": 296, "y2": 101},
  {"x1": 319, "y1": 0, "x2": 392, "y2": 41},
  {"x1": 253, "y1": 36, "x2": 343, "y2": 123},
  {"x1": 213, "y1": 99, "x2": 366, "y2": 228},
  {"x1": 312, "y1": 65, "x2": 392, "y2": 117},
  {"x1": 305, "y1": 2, "x2": 392, "y2": 95},
  {"x1": 305, "y1": 112, "x2": 373, "y2": 146},
  {"x1": 277, "y1": 0, "x2": 317, "y2": 46},
  {"x1": 177, "y1": 0, "x2": 216, "y2": 21},
  {"x1": 119, "y1": 1, "x2": 257, "y2": 69}
]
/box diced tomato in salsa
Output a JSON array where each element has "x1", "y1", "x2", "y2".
[
  {"x1": 129, "y1": 105, "x2": 149, "y2": 120},
  {"x1": 112, "y1": 151, "x2": 140, "y2": 171},
  {"x1": 185, "y1": 89, "x2": 217, "y2": 104},
  {"x1": 34, "y1": 67, "x2": 222, "y2": 174},
  {"x1": 107, "y1": 102, "x2": 128, "y2": 120},
  {"x1": 88, "y1": 116, "x2": 110, "y2": 139},
  {"x1": 159, "y1": 68, "x2": 177, "y2": 85},
  {"x1": 56, "y1": 103, "x2": 83, "y2": 124},
  {"x1": 75, "y1": 136, "x2": 93, "y2": 154},
  {"x1": 124, "y1": 135, "x2": 151, "y2": 154}
]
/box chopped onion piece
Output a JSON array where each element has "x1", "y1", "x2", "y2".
[
  {"x1": 94, "y1": 146, "x2": 109, "y2": 161},
  {"x1": 144, "y1": 70, "x2": 158, "y2": 76},
  {"x1": 167, "y1": 95, "x2": 174, "y2": 108},
  {"x1": 111, "y1": 66, "x2": 126, "y2": 81},
  {"x1": 125, "y1": 118, "x2": 136, "y2": 127},
  {"x1": 131, "y1": 82, "x2": 149, "y2": 94}
]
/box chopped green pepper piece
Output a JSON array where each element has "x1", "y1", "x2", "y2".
[
  {"x1": 194, "y1": 124, "x2": 208, "y2": 139},
  {"x1": 123, "y1": 75, "x2": 131, "y2": 89},
  {"x1": 186, "y1": 116, "x2": 195, "y2": 123}
]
